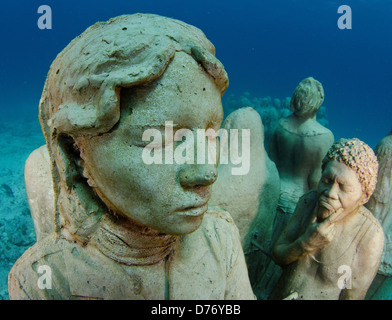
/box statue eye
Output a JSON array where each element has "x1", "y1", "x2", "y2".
[
  {"x1": 135, "y1": 128, "x2": 165, "y2": 149},
  {"x1": 339, "y1": 183, "x2": 353, "y2": 193}
]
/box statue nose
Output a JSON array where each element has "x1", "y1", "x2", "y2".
[
  {"x1": 179, "y1": 165, "x2": 218, "y2": 187},
  {"x1": 324, "y1": 183, "x2": 339, "y2": 200}
]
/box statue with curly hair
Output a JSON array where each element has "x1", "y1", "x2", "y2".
[
  {"x1": 8, "y1": 14, "x2": 255, "y2": 300},
  {"x1": 270, "y1": 138, "x2": 384, "y2": 300}
]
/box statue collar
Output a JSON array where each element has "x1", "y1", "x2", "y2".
[{"x1": 92, "y1": 213, "x2": 178, "y2": 266}]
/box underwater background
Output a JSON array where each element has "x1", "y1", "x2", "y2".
[{"x1": 0, "y1": 0, "x2": 391, "y2": 300}]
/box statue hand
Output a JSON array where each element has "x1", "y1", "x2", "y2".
[{"x1": 299, "y1": 208, "x2": 342, "y2": 252}]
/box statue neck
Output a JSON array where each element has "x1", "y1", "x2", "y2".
[
  {"x1": 293, "y1": 112, "x2": 316, "y2": 122},
  {"x1": 92, "y1": 213, "x2": 178, "y2": 266}
]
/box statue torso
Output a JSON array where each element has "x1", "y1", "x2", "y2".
[{"x1": 9, "y1": 210, "x2": 255, "y2": 300}]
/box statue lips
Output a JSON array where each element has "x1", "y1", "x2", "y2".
[
  {"x1": 173, "y1": 185, "x2": 212, "y2": 217},
  {"x1": 174, "y1": 202, "x2": 209, "y2": 217},
  {"x1": 318, "y1": 197, "x2": 341, "y2": 220},
  {"x1": 319, "y1": 199, "x2": 336, "y2": 212}
]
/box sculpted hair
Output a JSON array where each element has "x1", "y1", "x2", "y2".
[
  {"x1": 322, "y1": 138, "x2": 379, "y2": 202},
  {"x1": 290, "y1": 77, "x2": 324, "y2": 117},
  {"x1": 38, "y1": 14, "x2": 228, "y2": 244},
  {"x1": 40, "y1": 13, "x2": 228, "y2": 138}
]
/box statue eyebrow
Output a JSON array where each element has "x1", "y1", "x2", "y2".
[
  {"x1": 336, "y1": 176, "x2": 353, "y2": 186},
  {"x1": 127, "y1": 123, "x2": 180, "y2": 129},
  {"x1": 322, "y1": 170, "x2": 350, "y2": 185}
]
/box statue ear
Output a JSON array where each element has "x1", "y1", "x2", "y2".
[{"x1": 359, "y1": 193, "x2": 369, "y2": 206}]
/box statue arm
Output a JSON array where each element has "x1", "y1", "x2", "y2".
[
  {"x1": 273, "y1": 191, "x2": 337, "y2": 266},
  {"x1": 339, "y1": 224, "x2": 384, "y2": 300}
]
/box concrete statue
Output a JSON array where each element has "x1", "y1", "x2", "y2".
[
  {"x1": 270, "y1": 138, "x2": 384, "y2": 300},
  {"x1": 24, "y1": 145, "x2": 55, "y2": 241},
  {"x1": 8, "y1": 14, "x2": 255, "y2": 300},
  {"x1": 365, "y1": 131, "x2": 392, "y2": 299},
  {"x1": 269, "y1": 77, "x2": 334, "y2": 244},
  {"x1": 209, "y1": 107, "x2": 280, "y2": 299}
]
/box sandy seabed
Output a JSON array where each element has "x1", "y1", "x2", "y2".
[{"x1": 0, "y1": 116, "x2": 45, "y2": 299}]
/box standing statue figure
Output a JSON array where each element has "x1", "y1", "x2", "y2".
[
  {"x1": 269, "y1": 77, "x2": 334, "y2": 245},
  {"x1": 270, "y1": 138, "x2": 384, "y2": 300},
  {"x1": 365, "y1": 131, "x2": 392, "y2": 299},
  {"x1": 209, "y1": 107, "x2": 280, "y2": 299},
  {"x1": 8, "y1": 14, "x2": 255, "y2": 300}
]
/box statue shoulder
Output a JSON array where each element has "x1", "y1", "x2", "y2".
[
  {"x1": 278, "y1": 117, "x2": 333, "y2": 138},
  {"x1": 353, "y1": 206, "x2": 385, "y2": 274},
  {"x1": 300, "y1": 119, "x2": 333, "y2": 139},
  {"x1": 198, "y1": 207, "x2": 254, "y2": 299},
  {"x1": 10, "y1": 234, "x2": 69, "y2": 271},
  {"x1": 200, "y1": 206, "x2": 242, "y2": 252},
  {"x1": 8, "y1": 234, "x2": 73, "y2": 299},
  {"x1": 205, "y1": 206, "x2": 235, "y2": 223},
  {"x1": 203, "y1": 206, "x2": 239, "y2": 235},
  {"x1": 359, "y1": 206, "x2": 384, "y2": 235}
]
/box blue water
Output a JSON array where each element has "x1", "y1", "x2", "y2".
[
  {"x1": 1, "y1": 0, "x2": 391, "y2": 146},
  {"x1": 0, "y1": 0, "x2": 391, "y2": 299}
]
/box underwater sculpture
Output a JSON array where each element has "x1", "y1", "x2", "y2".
[
  {"x1": 224, "y1": 92, "x2": 330, "y2": 151},
  {"x1": 224, "y1": 94, "x2": 284, "y2": 146},
  {"x1": 270, "y1": 138, "x2": 383, "y2": 300},
  {"x1": 365, "y1": 131, "x2": 392, "y2": 299},
  {"x1": 209, "y1": 107, "x2": 280, "y2": 299},
  {"x1": 268, "y1": 77, "x2": 334, "y2": 244},
  {"x1": 24, "y1": 145, "x2": 55, "y2": 241},
  {"x1": 8, "y1": 14, "x2": 255, "y2": 300}
]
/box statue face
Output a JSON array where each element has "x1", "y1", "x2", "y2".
[
  {"x1": 316, "y1": 161, "x2": 365, "y2": 222},
  {"x1": 76, "y1": 52, "x2": 223, "y2": 235}
]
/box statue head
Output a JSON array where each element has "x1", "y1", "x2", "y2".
[
  {"x1": 290, "y1": 77, "x2": 324, "y2": 118},
  {"x1": 317, "y1": 138, "x2": 378, "y2": 221},
  {"x1": 39, "y1": 14, "x2": 228, "y2": 243}
]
